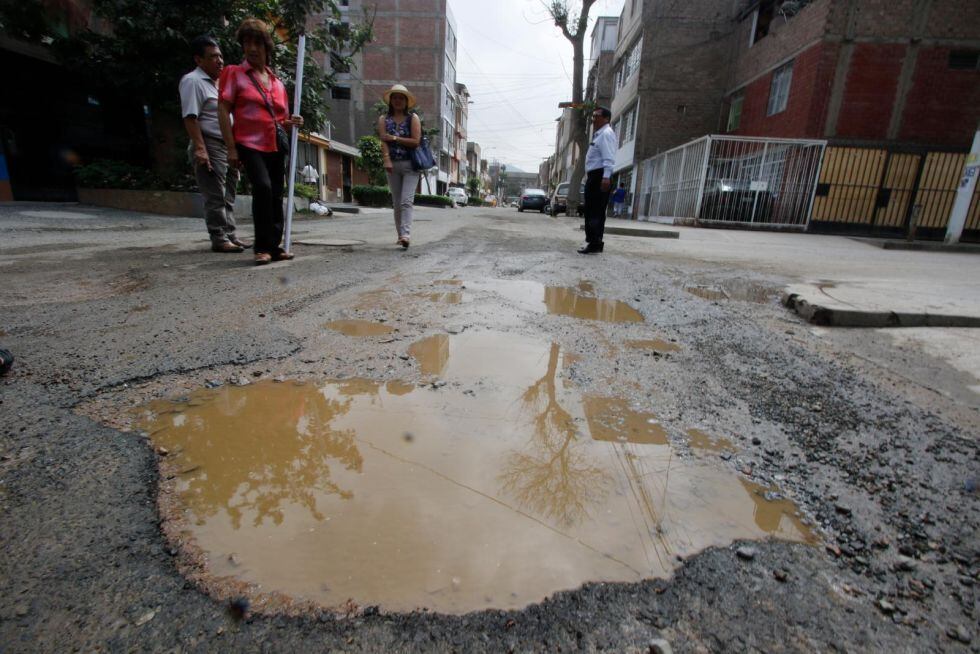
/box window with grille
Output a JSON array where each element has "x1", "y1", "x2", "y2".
[
  {"x1": 615, "y1": 38, "x2": 642, "y2": 91},
  {"x1": 617, "y1": 105, "x2": 638, "y2": 147},
  {"x1": 727, "y1": 93, "x2": 744, "y2": 131},
  {"x1": 767, "y1": 62, "x2": 793, "y2": 116}
]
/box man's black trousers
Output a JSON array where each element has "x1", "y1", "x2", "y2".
[{"x1": 583, "y1": 168, "x2": 610, "y2": 246}]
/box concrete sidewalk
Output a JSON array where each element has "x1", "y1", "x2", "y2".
[{"x1": 591, "y1": 218, "x2": 980, "y2": 328}]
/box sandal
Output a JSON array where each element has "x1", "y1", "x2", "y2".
[
  {"x1": 272, "y1": 249, "x2": 295, "y2": 261},
  {"x1": 399, "y1": 238, "x2": 409, "y2": 249},
  {"x1": 254, "y1": 252, "x2": 272, "y2": 265}
]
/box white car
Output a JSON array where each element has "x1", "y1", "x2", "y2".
[{"x1": 447, "y1": 187, "x2": 468, "y2": 206}]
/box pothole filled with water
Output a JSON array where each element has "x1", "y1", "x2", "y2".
[
  {"x1": 464, "y1": 280, "x2": 643, "y2": 323},
  {"x1": 142, "y1": 330, "x2": 813, "y2": 614},
  {"x1": 324, "y1": 320, "x2": 395, "y2": 336}
]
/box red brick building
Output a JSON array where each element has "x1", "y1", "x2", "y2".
[{"x1": 724, "y1": 0, "x2": 980, "y2": 148}]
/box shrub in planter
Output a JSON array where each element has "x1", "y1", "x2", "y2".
[
  {"x1": 351, "y1": 185, "x2": 392, "y2": 207},
  {"x1": 74, "y1": 159, "x2": 196, "y2": 192},
  {"x1": 294, "y1": 182, "x2": 319, "y2": 200},
  {"x1": 414, "y1": 194, "x2": 453, "y2": 208},
  {"x1": 467, "y1": 196, "x2": 483, "y2": 206}
]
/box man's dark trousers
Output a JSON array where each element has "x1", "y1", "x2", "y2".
[{"x1": 584, "y1": 168, "x2": 610, "y2": 248}]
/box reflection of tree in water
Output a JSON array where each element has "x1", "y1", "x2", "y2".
[
  {"x1": 498, "y1": 343, "x2": 610, "y2": 527},
  {"x1": 160, "y1": 381, "x2": 364, "y2": 529}
]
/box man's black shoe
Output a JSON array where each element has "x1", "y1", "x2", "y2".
[{"x1": 577, "y1": 242, "x2": 603, "y2": 254}]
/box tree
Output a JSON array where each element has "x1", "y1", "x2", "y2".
[
  {"x1": 545, "y1": 0, "x2": 597, "y2": 216},
  {"x1": 466, "y1": 175, "x2": 480, "y2": 197},
  {"x1": 11, "y1": 0, "x2": 372, "y2": 171},
  {"x1": 355, "y1": 135, "x2": 387, "y2": 186}
]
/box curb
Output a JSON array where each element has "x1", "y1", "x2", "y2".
[
  {"x1": 781, "y1": 292, "x2": 980, "y2": 328},
  {"x1": 880, "y1": 241, "x2": 980, "y2": 254}
]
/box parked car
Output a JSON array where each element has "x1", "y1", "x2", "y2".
[
  {"x1": 698, "y1": 178, "x2": 774, "y2": 223},
  {"x1": 447, "y1": 187, "x2": 468, "y2": 206},
  {"x1": 549, "y1": 182, "x2": 586, "y2": 216},
  {"x1": 518, "y1": 188, "x2": 548, "y2": 212}
]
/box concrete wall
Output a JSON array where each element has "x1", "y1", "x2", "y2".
[
  {"x1": 633, "y1": 0, "x2": 736, "y2": 160},
  {"x1": 77, "y1": 189, "x2": 311, "y2": 218}
]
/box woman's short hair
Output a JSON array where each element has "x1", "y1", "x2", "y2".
[{"x1": 236, "y1": 18, "x2": 275, "y2": 64}]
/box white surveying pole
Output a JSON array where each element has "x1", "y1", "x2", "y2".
[
  {"x1": 944, "y1": 123, "x2": 980, "y2": 245},
  {"x1": 283, "y1": 33, "x2": 306, "y2": 253}
]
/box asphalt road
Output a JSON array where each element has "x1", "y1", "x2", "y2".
[{"x1": 0, "y1": 202, "x2": 977, "y2": 652}]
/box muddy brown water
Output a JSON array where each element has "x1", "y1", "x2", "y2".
[
  {"x1": 686, "y1": 428, "x2": 736, "y2": 453},
  {"x1": 143, "y1": 330, "x2": 813, "y2": 614},
  {"x1": 464, "y1": 280, "x2": 644, "y2": 323},
  {"x1": 324, "y1": 320, "x2": 395, "y2": 337}
]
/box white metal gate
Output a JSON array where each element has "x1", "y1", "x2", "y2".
[{"x1": 637, "y1": 135, "x2": 826, "y2": 228}]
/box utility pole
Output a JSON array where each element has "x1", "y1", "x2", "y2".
[{"x1": 944, "y1": 121, "x2": 980, "y2": 245}]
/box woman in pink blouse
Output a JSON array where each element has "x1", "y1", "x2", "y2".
[{"x1": 217, "y1": 18, "x2": 304, "y2": 265}]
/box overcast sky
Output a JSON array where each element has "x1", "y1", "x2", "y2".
[{"x1": 451, "y1": 0, "x2": 624, "y2": 172}]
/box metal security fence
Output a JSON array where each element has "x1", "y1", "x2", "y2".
[
  {"x1": 811, "y1": 146, "x2": 980, "y2": 240},
  {"x1": 637, "y1": 135, "x2": 826, "y2": 228},
  {"x1": 639, "y1": 137, "x2": 709, "y2": 221}
]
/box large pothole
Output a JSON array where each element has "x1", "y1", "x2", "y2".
[{"x1": 140, "y1": 327, "x2": 813, "y2": 614}]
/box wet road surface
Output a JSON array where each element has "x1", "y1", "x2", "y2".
[{"x1": 1, "y1": 203, "x2": 977, "y2": 652}]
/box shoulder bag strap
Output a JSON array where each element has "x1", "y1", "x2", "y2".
[{"x1": 245, "y1": 69, "x2": 278, "y2": 121}]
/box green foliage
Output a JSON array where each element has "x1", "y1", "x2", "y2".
[
  {"x1": 355, "y1": 135, "x2": 388, "y2": 186},
  {"x1": 414, "y1": 194, "x2": 452, "y2": 208},
  {"x1": 351, "y1": 184, "x2": 391, "y2": 207},
  {"x1": 294, "y1": 182, "x2": 319, "y2": 200},
  {"x1": 74, "y1": 159, "x2": 196, "y2": 191},
  {"x1": 23, "y1": 0, "x2": 373, "y2": 135},
  {"x1": 467, "y1": 196, "x2": 483, "y2": 206},
  {"x1": 466, "y1": 175, "x2": 480, "y2": 196}
]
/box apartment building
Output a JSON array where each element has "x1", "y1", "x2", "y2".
[
  {"x1": 587, "y1": 16, "x2": 619, "y2": 110},
  {"x1": 552, "y1": 109, "x2": 579, "y2": 189},
  {"x1": 452, "y1": 83, "x2": 470, "y2": 186},
  {"x1": 466, "y1": 141, "x2": 481, "y2": 187},
  {"x1": 723, "y1": 0, "x2": 980, "y2": 146},
  {"x1": 608, "y1": 0, "x2": 736, "y2": 205},
  {"x1": 324, "y1": 0, "x2": 462, "y2": 193}
]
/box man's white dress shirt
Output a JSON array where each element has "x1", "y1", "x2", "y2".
[{"x1": 585, "y1": 123, "x2": 617, "y2": 178}]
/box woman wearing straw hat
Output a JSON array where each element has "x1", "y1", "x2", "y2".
[{"x1": 377, "y1": 84, "x2": 422, "y2": 249}]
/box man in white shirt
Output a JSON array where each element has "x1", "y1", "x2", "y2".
[
  {"x1": 179, "y1": 35, "x2": 249, "y2": 253},
  {"x1": 579, "y1": 106, "x2": 617, "y2": 254}
]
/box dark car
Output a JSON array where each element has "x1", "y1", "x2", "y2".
[{"x1": 518, "y1": 189, "x2": 548, "y2": 213}]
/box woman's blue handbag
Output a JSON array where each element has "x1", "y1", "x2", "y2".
[{"x1": 411, "y1": 134, "x2": 436, "y2": 171}]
